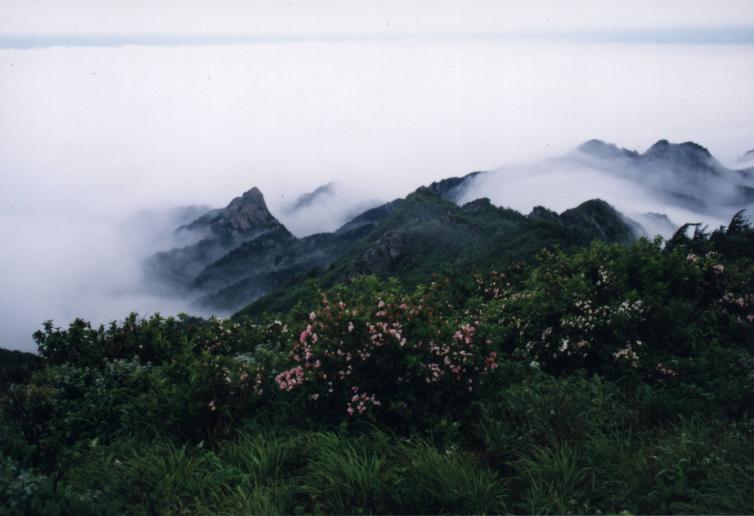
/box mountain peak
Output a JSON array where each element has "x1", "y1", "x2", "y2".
[
  {"x1": 233, "y1": 186, "x2": 265, "y2": 204},
  {"x1": 576, "y1": 139, "x2": 638, "y2": 160},
  {"x1": 645, "y1": 139, "x2": 712, "y2": 159},
  {"x1": 647, "y1": 139, "x2": 670, "y2": 152},
  {"x1": 427, "y1": 171, "x2": 482, "y2": 201},
  {"x1": 285, "y1": 182, "x2": 336, "y2": 212},
  {"x1": 225, "y1": 186, "x2": 276, "y2": 232},
  {"x1": 641, "y1": 140, "x2": 720, "y2": 177}
]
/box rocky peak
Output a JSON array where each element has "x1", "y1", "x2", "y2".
[{"x1": 224, "y1": 187, "x2": 276, "y2": 232}]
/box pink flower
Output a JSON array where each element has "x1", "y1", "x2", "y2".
[
  {"x1": 309, "y1": 311, "x2": 317, "y2": 321},
  {"x1": 275, "y1": 366, "x2": 305, "y2": 391},
  {"x1": 348, "y1": 321, "x2": 354, "y2": 333}
]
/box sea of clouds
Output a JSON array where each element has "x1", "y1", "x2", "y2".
[{"x1": 1, "y1": 39, "x2": 753, "y2": 350}]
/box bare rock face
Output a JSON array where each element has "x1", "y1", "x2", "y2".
[
  {"x1": 353, "y1": 230, "x2": 408, "y2": 274},
  {"x1": 180, "y1": 186, "x2": 282, "y2": 237},
  {"x1": 225, "y1": 187, "x2": 276, "y2": 231}
]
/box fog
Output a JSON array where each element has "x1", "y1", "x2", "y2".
[
  {"x1": 1, "y1": 38, "x2": 754, "y2": 351},
  {"x1": 456, "y1": 150, "x2": 753, "y2": 239},
  {"x1": 278, "y1": 182, "x2": 385, "y2": 237}
]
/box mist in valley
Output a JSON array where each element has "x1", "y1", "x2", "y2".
[{"x1": 456, "y1": 143, "x2": 754, "y2": 239}]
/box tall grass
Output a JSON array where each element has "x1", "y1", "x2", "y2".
[
  {"x1": 393, "y1": 440, "x2": 506, "y2": 514},
  {"x1": 300, "y1": 431, "x2": 392, "y2": 513},
  {"x1": 26, "y1": 415, "x2": 754, "y2": 515}
]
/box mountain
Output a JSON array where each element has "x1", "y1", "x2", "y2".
[
  {"x1": 277, "y1": 181, "x2": 388, "y2": 237},
  {"x1": 449, "y1": 138, "x2": 754, "y2": 242},
  {"x1": 144, "y1": 187, "x2": 291, "y2": 288},
  {"x1": 193, "y1": 203, "x2": 395, "y2": 310},
  {"x1": 146, "y1": 177, "x2": 639, "y2": 315},
  {"x1": 427, "y1": 171, "x2": 484, "y2": 201},
  {"x1": 283, "y1": 182, "x2": 336, "y2": 212},
  {"x1": 738, "y1": 149, "x2": 754, "y2": 167},
  {"x1": 574, "y1": 139, "x2": 754, "y2": 213},
  {"x1": 146, "y1": 187, "x2": 400, "y2": 310},
  {"x1": 150, "y1": 138, "x2": 752, "y2": 315},
  {"x1": 235, "y1": 191, "x2": 638, "y2": 318},
  {"x1": 577, "y1": 139, "x2": 640, "y2": 161}
]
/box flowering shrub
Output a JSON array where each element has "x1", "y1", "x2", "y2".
[
  {"x1": 460, "y1": 239, "x2": 754, "y2": 390},
  {"x1": 271, "y1": 286, "x2": 500, "y2": 425}
]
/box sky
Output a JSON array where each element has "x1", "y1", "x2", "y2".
[
  {"x1": 2, "y1": 0, "x2": 754, "y2": 36},
  {"x1": 1, "y1": 1, "x2": 754, "y2": 351}
]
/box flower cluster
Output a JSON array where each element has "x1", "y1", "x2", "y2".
[
  {"x1": 596, "y1": 266, "x2": 612, "y2": 286},
  {"x1": 656, "y1": 362, "x2": 679, "y2": 377},
  {"x1": 519, "y1": 297, "x2": 646, "y2": 365},
  {"x1": 612, "y1": 342, "x2": 640, "y2": 367},
  {"x1": 346, "y1": 387, "x2": 381, "y2": 416},
  {"x1": 474, "y1": 270, "x2": 513, "y2": 300},
  {"x1": 720, "y1": 292, "x2": 754, "y2": 323},
  {"x1": 275, "y1": 366, "x2": 304, "y2": 391},
  {"x1": 269, "y1": 288, "x2": 500, "y2": 421},
  {"x1": 418, "y1": 322, "x2": 494, "y2": 391}
]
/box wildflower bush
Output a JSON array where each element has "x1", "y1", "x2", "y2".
[
  {"x1": 1, "y1": 212, "x2": 754, "y2": 513},
  {"x1": 272, "y1": 280, "x2": 500, "y2": 427}
]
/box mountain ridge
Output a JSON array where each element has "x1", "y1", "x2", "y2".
[{"x1": 145, "y1": 137, "x2": 752, "y2": 315}]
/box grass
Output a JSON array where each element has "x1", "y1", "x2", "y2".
[{"x1": 5, "y1": 397, "x2": 754, "y2": 515}]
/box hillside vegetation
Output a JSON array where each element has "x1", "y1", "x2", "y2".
[{"x1": 1, "y1": 212, "x2": 754, "y2": 514}]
